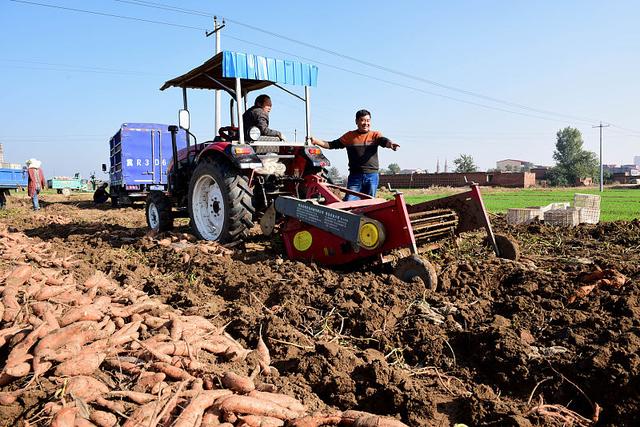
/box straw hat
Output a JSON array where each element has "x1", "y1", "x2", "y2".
[{"x1": 25, "y1": 158, "x2": 41, "y2": 168}]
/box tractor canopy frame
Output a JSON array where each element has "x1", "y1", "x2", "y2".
[{"x1": 160, "y1": 51, "x2": 319, "y2": 145}]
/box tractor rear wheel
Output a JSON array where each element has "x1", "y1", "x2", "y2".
[
  {"x1": 146, "y1": 191, "x2": 173, "y2": 232},
  {"x1": 487, "y1": 233, "x2": 520, "y2": 261},
  {"x1": 188, "y1": 157, "x2": 254, "y2": 243},
  {"x1": 394, "y1": 255, "x2": 438, "y2": 290}
]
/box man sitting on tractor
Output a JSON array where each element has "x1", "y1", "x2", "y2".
[
  {"x1": 310, "y1": 109, "x2": 399, "y2": 200},
  {"x1": 242, "y1": 94, "x2": 284, "y2": 141}
]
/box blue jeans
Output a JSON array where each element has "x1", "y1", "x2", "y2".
[
  {"x1": 344, "y1": 173, "x2": 379, "y2": 201},
  {"x1": 32, "y1": 192, "x2": 40, "y2": 210}
]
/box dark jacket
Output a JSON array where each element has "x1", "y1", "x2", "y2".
[
  {"x1": 242, "y1": 106, "x2": 281, "y2": 140},
  {"x1": 329, "y1": 130, "x2": 390, "y2": 174}
]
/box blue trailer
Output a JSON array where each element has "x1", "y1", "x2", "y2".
[
  {"x1": 0, "y1": 167, "x2": 28, "y2": 209},
  {"x1": 105, "y1": 123, "x2": 187, "y2": 206}
]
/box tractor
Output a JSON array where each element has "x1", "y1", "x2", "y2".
[{"x1": 146, "y1": 50, "x2": 518, "y2": 288}]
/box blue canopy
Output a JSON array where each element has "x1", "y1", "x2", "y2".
[
  {"x1": 222, "y1": 51, "x2": 317, "y2": 87},
  {"x1": 161, "y1": 51, "x2": 318, "y2": 92}
]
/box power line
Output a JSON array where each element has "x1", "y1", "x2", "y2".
[
  {"x1": 9, "y1": 0, "x2": 208, "y2": 31},
  {"x1": 11, "y1": 0, "x2": 639, "y2": 132},
  {"x1": 0, "y1": 59, "x2": 161, "y2": 75},
  {"x1": 221, "y1": 34, "x2": 578, "y2": 124},
  {"x1": 110, "y1": 0, "x2": 603, "y2": 125},
  {"x1": 9, "y1": 0, "x2": 577, "y2": 124}
]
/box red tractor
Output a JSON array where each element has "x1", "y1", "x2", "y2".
[{"x1": 148, "y1": 51, "x2": 518, "y2": 288}]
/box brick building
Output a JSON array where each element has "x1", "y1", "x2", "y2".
[{"x1": 379, "y1": 171, "x2": 536, "y2": 189}]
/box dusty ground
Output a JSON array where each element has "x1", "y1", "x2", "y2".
[{"x1": 1, "y1": 192, "x2": 639, "y2": 426}]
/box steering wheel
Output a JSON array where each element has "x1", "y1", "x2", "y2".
[{"x1": 218, "y1": 126, "x2": 239, "y2": 141}]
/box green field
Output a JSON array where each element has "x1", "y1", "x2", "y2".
[{"x1": 402, "y1": 187, "x2": 640, "y2": 222}]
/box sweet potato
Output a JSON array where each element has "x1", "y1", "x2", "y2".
[
  {"x1": 341, "y1": 411, "x2": 409, "y2": 427},
  {"x1": 4, "y1": 264, "x2": 32, "y2": 287},
  {"x1": 238, "y1": 415, "x2": 285, "y2": 427},
  {"x1": 34, "y1": 284, "x2": 76, "y2": 301},
  {"x1": 66, "y1": 375, "x2": 109, "y2": 402},
  {"x1": 201, "y1": 410, "x2": 222, "y2": 427},
  {"x1": 83, "y1": 271, "x2": 115, "y2": 291},
  {"x1": 134, "y1": 372, "x2": 166, "y2": 393},
  {"x1": 2, "y1": 287, "x2": 20, "y2": 322},
  {"x1": 51, "y1": 407, "x2": 78, "y2": 427},
  {"x1": 0, "y1": 325, "x2": 30, "y2": 348},
  {"x1": 35, "y1": 320, "x2": 105, "y2": 361},
  {"x1": 135, "y1": 339, "x2": 173, "y2": 363},
  {"x1": 5, "y1": 322, "x2": 47, "y2": 371},
  {"x1": 25, "y1": 280, "x2": 44, "y2": 298},
  {"x1": 170, "y1": 316, "x2": 183, "y2": 341},
  {"x1": 247, "y1": 391, "x2": 305, "y2": 414},
  {"x1": 0, "y1": 390, "x2": 21, "y2": 405},
  {"x1": 60, "y1": 297, "x2": 110, "y2": 326},
  {"x1": 89, "y1": 410, "x2": 117, "y2": 427},
  {"x1": 217, "y1": 395, "x2": 300, "y2": 420},
  {"x1": 95, "y1": 397, "x2": 126, "y2": 415},
  {"x1": 54, "y1": 350, "x2": 106, "y2": 377},
  {"x1": 111, "y1": 301, "x2": 160, "y2": 319},
  {"x1": 285, "y1": 415, "x2": 342, "y2": 427},
  {"x1": 53, "y1": 289, "x2": 94, "y2": 306},
  {"x1": 122, "y1": 398, "x2": 168, "y2": 427},
  {"x1": 222, "y1": 371, "x2": 255, "y2": 394},
  {"x1": 108, "y1": 390, "x2": 158, "y2": 405},
  {"x1": 151, "y1": 362, "x2": 194, "y2": 380},
  {"x1": 5, "y1": 361, "x2": 31, "y2": 377},
  {"x1": 256, "y1": 335, "x2": 271, "y2": 373},
  {"x1": 142, "y1": 314, "x2": 170, "y2": 329},
  {"x1": 141, "y1": 341, "x2": 196, "y2": 358},
  {"x1": 173, "y1": 390, "x2": 233, "y2": 427},
  {"x1": 74, "y1": 418, "x2": 97, "y2": 427},
  {"x1": 103, "y1": 358, "x2": 142, "y2": 375}
]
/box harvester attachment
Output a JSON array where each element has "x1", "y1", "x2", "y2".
[{"x1": 406, "y1": 184, "x2": 519, "y2": 260}]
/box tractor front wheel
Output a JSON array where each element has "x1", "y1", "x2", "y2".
[
  {"x1": 188, "y1": 157, "x2": 254, "y2": 243},
  {"x1": 146, "y1": 192, "x2": 173, "y2": 232},
  {"x1": 394, "y1": 255, "x2": 438, "y2": 290}
]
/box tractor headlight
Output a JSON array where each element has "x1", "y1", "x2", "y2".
[{"x1": 248, "y1": 126, "x2": 261, "y2": 141}]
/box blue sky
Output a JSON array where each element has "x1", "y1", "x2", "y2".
[{"x1": 2, "y1": 0, "x2": 639, "y2": 178}]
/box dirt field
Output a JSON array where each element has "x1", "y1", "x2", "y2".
[{"x1": 1, "y1": 192, "x2": 639, "y2": 426}]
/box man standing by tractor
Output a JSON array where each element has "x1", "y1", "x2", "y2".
[
  {"x1": 310, "y1": 109, "x2": 399, "y2": 200},
  {"x1": 26, "y1": 158, "x2": 46, "y2": 211},
  {"x1": 93, "y1": 183, "x2": 110, "y2": 204},
  {"x1": 242, "y1": 94, "x2": 284, "y2": 141}
]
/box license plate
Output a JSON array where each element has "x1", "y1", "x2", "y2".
[{"x1": 149, "y1": 185, "x2": 164, "y2": 191}]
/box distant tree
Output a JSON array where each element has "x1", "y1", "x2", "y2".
[
  {"x1": 388, "y1": 163, "x2": 401, "y2": 174},
  {"x1": 453, "y1": 154, "x2": 478, "y2": 173},
  {"x1": 550, "y1": 127, "x2": 598, "y2": 186},
  {"x1": 326, "y1": 166, "x2": 342, "y2": 183}
]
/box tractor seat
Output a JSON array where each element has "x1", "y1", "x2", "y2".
[{"x1": 250, "y1": 135, "x2": 283, "y2": 154}]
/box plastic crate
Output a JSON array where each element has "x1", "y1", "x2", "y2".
[
  {"x1": 507, "y1": 208, "x2": 543, "y2": 225},
  {"x1": 576, "y1": 207, "x2": 600, "y2": 224},
  {"x1": 544, "y1": 208, "x2": 579, "y2": 227},
  {"x1": 574, "y1": 193, "x2": 601, "y2": 209}
]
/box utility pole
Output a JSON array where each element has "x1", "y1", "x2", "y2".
[
  {"x1": 206, "y1": 17, "x2": 225, "y2": 136},
  {"x1": 593, "y1": 122, "x2": 610, "y2": 192}
]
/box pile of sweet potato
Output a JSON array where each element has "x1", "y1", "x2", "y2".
[{"x1": 0, "y1": 225, "x2": 407, "y2": 427}]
